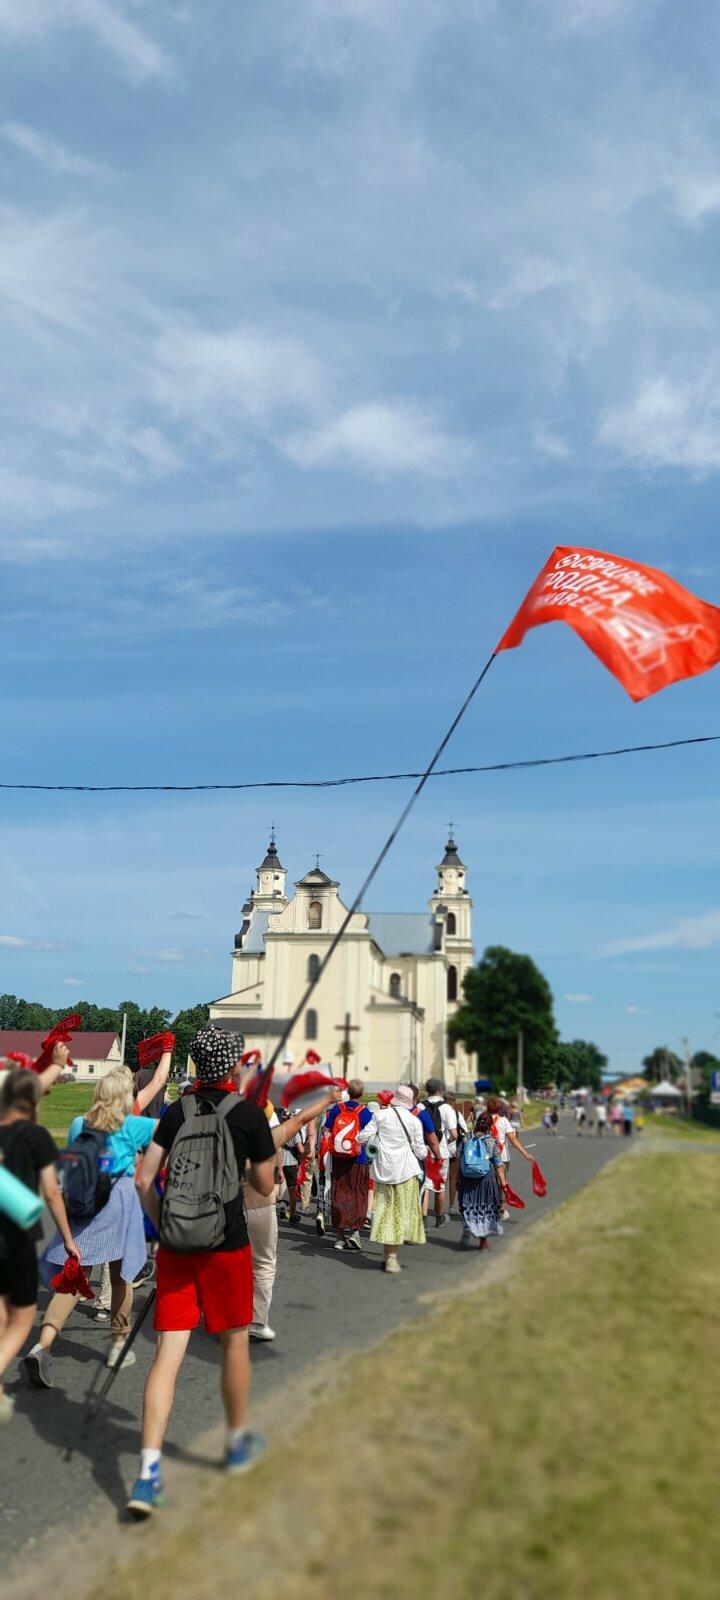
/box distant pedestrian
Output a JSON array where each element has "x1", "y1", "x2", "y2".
[
  {"x1": 458, "y1": 1110, "x2": 506, "y2": 1251},
  {"x1": 622, "y1": 1100, "x2": 635, "y2": 1137},
  {"x1": 596, "y1": 1101, "x2": 608, "y2": 1136},
  {"x1": 325, "y1": 1079, "x2": 373, "y2": 1253},
  {"x1": 611, "y1": 1103, "x2": 623, "y2": 1137},
  {"x1": 357, "y1": 1085, "x2": 426, "y2": 1273},
  {"x1": 574, "y1": 1104, "x2": 586, "y2": 1136}
]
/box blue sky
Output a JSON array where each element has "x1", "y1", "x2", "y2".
[{"x1": 1, "y1": 0, "x2": 720, "y2": 1071}]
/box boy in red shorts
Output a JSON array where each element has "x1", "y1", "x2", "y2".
[{"x1": 128, "y1": 1025, "x2": 276, "y2": 1517}]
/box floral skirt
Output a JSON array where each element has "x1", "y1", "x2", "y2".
[
  {"x1": 458, "y1": 1168, "x2": 503, "y2": 1239},
  {"x1": 370, "y1": 1177, "x2": 425, "y2": 1247},
  {"x1": 330, "y1": 1157, "x2": 370, "y2": 1232}
]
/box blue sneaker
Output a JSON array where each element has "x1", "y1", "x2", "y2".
[
  {"x1": 225, "y1": 1430, "x2": 267, "y2": 1475},
  {"x1": 126, "y1": 1471, "x2": 164, "y2": 1519}
]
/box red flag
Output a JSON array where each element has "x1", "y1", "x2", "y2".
[
  {"x1": 32, "y1": 1013, "x2": 82, "y2": 1073},
  {"x1": 504, "y1": 1182, "x2": 525, "y2": 1209},
  {"x1": 137, "y1": 1032, "x2": 175, "y2": 1068},
  {"x1": 497, "y1": 546, "x2": 720, "y2": 702},
  {"x1": 49, "y1": 1255, "x2": 94, "y2": 1300},
  {"x1": 531, "y1": 1159, "x2": 547, "y2": 1198}
]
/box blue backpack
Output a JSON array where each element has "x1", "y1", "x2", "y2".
[
  {"x1": 460, "y1": 1134, "x2": 492, "y2": 1179},
  {"x1": 56, "y1": 1124, "x2": 113, "y2": 1221}
]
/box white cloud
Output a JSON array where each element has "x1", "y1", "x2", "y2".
[
  {"x1": 602, "y1": 909, "x2": 720, "y2": 956},
  {"x1": 539, "y1": 0, "x2": 633, "y2": 34},
  {"x1": 2, "y1": 121, "x2": 107, "y2": 178},
  {"x1": 0, "y1": 1, "x2": 174, "y2": 84},
  {"x1": 486, "y1": 257, "x2": 573, "y2": 312},
  {"x1": 0, "y1": 934, "x2": 26, "y2": 947},
  {"x1": 153, "y1": 325, "x2": 325, "y2": 438},
  {"x1": 534, "y1": 426, "x2": 570, "y2": 460},
  {"x1": 598, "y1": 375, "x2": 720, "y2": 474},
  {"x1": 564, "y1": 993, "x2": 594, "y2": 1003},
  {"x1": 286, "y1": 401, "x2": 470, "y2": 478},
  {"x1": 0, "y1": 933, "x2": 67, "y2": 950},
  {"x1": 63, "y1": 977, "x2": 85, "y2": 987},
  {"x1": 136, "y1": 946, "x2": 217, "y2": 964},
  {"x1": 625, "y1": 1004, "x2": 650, "y2": 1015}
]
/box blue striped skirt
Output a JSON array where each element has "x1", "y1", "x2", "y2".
[{"x1": 41, "y1": 1175, "x2": 147, "y2": 1286}]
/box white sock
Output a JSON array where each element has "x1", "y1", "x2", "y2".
[
  {"x1": 139, "y1": 1448, "x2": 161, "y2": 1481},
  {"x1": 227, "y1": 1426, "x2": 248, "y2": 1450}
]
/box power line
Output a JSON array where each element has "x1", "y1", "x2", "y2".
[{"x1": 0, "y1": 732, "x2": 717, "y2": 794}]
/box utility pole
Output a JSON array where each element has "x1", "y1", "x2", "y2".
[
  {"x1": 682, "y1": 1036, "x2": 693, "y2": 1119},
  {"x1": 517, "y1": 1028, "x2": 525, "y2": 1106},
  {"x1": 120, "y1": 1010, "x2": 127, "y2": 1068},
  {"x1": 335, "y1": 1012, "x2": 360, "y2": 1078}
]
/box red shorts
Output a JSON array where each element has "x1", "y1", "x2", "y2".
[{"x1": 154, "y1": 1245, "x2": 253, "y2": 1334}]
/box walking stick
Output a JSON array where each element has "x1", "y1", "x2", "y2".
[{"x1": 65, "y1": 1287, "x2": 157, "y2": 1461}]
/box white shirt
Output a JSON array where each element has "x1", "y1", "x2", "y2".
[
  {"x1": 491, "y1": 1114, "x2": 514, "y2": 1163},
  {"x1": 425, "y1": 1096, "x2": 459, "y2": 1158},
  {"x1": 357, "y1": 1105, "x2": 425, "y2": 1184},
  {"x1": 596, "y1": 1103, "x2": 607, "y2": 1122}
]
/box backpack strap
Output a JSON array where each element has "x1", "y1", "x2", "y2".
[{"x1": 214, "y1": 1093, "x2": 241, "y2": 1122}]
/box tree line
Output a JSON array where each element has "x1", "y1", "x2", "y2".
[{"x1": 0, "y1": 994, "x2": 209, "y2": 1076}]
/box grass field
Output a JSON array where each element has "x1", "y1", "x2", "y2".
[
  {"x1": 100, "y1": 1146, "x2": 720, "y2": 1600},
  {"x1": 39, "y1": 1084, "x2": 94, "y2": 1138},
  {"x1": 643, "y1": 1111, "x2": 720, "y2": 1143}
]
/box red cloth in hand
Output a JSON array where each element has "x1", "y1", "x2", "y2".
[
  {"x1": 424, "y1": 1154, "x2": 445, "y2": 1190},
  {"x1": 504, "y1": 1182, "x2": 525, "y2": 1209},
  {"x1": 532, "y1": 1159, "x2": 547, "y2": 1198},
  {"x1": 50, "y1": 1255, "x2": 95, "y2": 1299},
  {"x1": 32, "y1": 1013, "x2": 81, "y2": 1072},
  {"x1": 305, "y1": 1049, "x2": 322, "y2": 1067},
  {"x1": 137, "y1": 1032, "x2": 175, "y2": 1067}
]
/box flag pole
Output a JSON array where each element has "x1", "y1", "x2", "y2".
[{"x1": 266, "y1": 652, "x2": 498, "y2": 1072}]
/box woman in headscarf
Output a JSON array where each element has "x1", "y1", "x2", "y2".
[
  {"x1": 356, "y1": 1084, "x2": 426, "y2": 1273},
  {"x1": 458, "y1": 1108, "x2": 507, "y2": 1250}
]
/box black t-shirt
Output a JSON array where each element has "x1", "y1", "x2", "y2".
[
  {"x1": 0, "y1": 1119, "x2": 58, "y2": 1252},
  {"x1": 134, "y1": 1067, "x2": 167, "y2": 1121},
  {"x1": 154, "y1": 1091, "x2": 276, "y2": 1251}
]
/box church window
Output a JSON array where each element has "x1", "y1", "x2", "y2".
[
  {"x1": 389, "y1": 972, "x2": 401, "y2": 998},
  {"x1": 305, "y1": 1008, "x2": 318, "y2": 1040},
  {"x1": 447, "y1": 1034, "x2": 456, "y2": 1060},
  {"x1": 447, "y1": 964, "x2": 458, "y2": 1002},
  {"x1": 446, "y1": 912, "x2": 456, "y2": 935},
  {"x1": 307, "y1": 953, "x2": 320, "y2": 981},
  {"x1": 308, "y1": 899, "x2": 322, "y2": 929}
]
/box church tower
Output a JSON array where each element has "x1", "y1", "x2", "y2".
[
  {"x1": 251, "y1": 831, "x2": 288, "y2": 910},
  {"x1": 429, "y1": 831, "x2": 475, "y2": 1083}
]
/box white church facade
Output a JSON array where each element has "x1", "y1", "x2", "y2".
[{"x1": 209, "y1": 832, "x2": 477, "y2": 1091}]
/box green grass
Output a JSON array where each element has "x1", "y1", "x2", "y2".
[
  {"x1": 100, "y1": 1143, "x2": 720, "y2": 1600},
  {"x1": 643, "y1": 1111, "x2": 720, "y2": 1143},
  {"x1": 39, "y1": 1084, "x2": 94, "y2": 1139}
]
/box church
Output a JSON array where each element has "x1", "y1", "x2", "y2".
[{"x1": 209, "y1": 831, "x2": 477, "y2": 1091}]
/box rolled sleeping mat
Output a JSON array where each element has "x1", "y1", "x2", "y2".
[{"x1": 0, "y1": 1163, "x2": 44, "y2": 1231}]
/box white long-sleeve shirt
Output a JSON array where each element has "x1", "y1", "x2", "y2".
[{"x1": 357, "y1": 1105, "x2": 426, "y2": 1184}]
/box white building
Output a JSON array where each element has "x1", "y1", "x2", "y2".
[
  {"x1": 209, "y1": 832, "x2": 477, "y2": 1090},
  {"x1": 0, "y1": 1030, "x2": 123, "y2": 1084}
]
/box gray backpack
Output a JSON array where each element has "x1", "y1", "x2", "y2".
[{"x1": 159, "y1": 1094, "x2": 241, "y2": 1253}]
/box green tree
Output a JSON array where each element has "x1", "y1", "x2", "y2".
[
  {"x1": 642, "y1": 1047, "x2": 682, "y2": 1083},
  {"x1": 692, "y1": 1051, "x2": 720, "y2": 1107},
  {"x1": 449, "y1": 944, "x2": 557, "y2": 1092},
  {"x1": 171, "y1": 1003, "x2": 210, "y2": 1075},
  {"x1": 552, "y1": 1039, "x2": 607, "y2": 1092}
]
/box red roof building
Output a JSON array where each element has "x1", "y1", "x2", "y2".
[{"x1": 0, "y1": 1030, "x2": 122, "y2": 1083}]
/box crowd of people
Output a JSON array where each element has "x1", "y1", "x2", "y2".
[
  {"x1": 541, "y1": 1096, "x2": 637, "y2": 1137},
  {"x1": 0, "y1": 1025, "x2": 540, "y2": 1520}
]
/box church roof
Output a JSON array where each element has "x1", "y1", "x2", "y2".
[
  {"x1": 440, "y1": 834, "x2": 465, "y2": 868},
  {"x1": 241, "y1": 910, "x2": 272, "y2": 953},
  {"x1": 258, "y1": 838, "x2": 284, "y2": 871},
  {"x1": 366, "y1": 913, "x2": 437, "y2": 957},
  {"x1": 296, "y1": 866, "x2": 338, "y2": 887}
]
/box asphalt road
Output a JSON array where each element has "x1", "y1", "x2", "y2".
[{"x1": 1, "y1": 1120, "x2": 625, "y2": 1565}]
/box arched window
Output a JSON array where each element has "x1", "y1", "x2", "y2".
[
  {"x1": 308, "y1": 899, "x2": 322, "y2": 930},
  {"x1": 389, "y1": 972, "x2": 401, "y2": 999},
  {"x1": 305, "y1": 1008, "x2": 318, "y2": 1040},
  {"x1": 307, "y1": 953, "x2": 320, "y2": 982},
  {"x1": 447, "y1": 1033, "x2": 457, "y2": 1060},
  {"x1": 446, "y1": 912, "x2": 456, "y2": 936},
  {"x1": 447, "y1": 964, "x2": 458, "y2": 1002}
]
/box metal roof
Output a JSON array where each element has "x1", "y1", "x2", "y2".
[
  {"x1": 0, "y1": 1030, "x2": 119, "y2": 1060},
  {"x1": 365, "y1": 913, "x2": 437, "y2": 956},
  {"x1": 240, "y1": 910, "x2": 272, "y2": 954}
]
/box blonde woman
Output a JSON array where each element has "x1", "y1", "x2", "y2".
[{"x1": 24, "y1": 1070, "x2": 156, "y2": 1387}]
